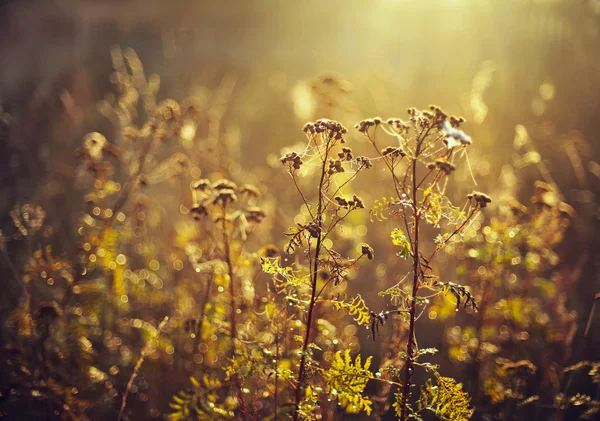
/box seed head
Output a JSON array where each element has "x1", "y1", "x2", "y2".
[
  {"x1": 190, "y1": 203, "x2": 209, "y2": 219},
  {"x1": 239, "y1": 184, "x2": 261, "y2": 198},
  {"x1": 468, "y1": 191, "x2": 492, "y2": 208},
  {"x1": 212, "y1": 179, "x2": 238, "y2": 191},
  {"x1": 355, "y1": 156, "x2": 373, "y2": 169},
  {"x1": 192, "y1": 179, "x2": 211, "y2": 191},
  {"x1": 306, "y1": 222, "x2": 321, "y2": 238},
  {"x1": 214, "y1": 189, "x2": 238, "y2": 205},
  {"x1": 361, "y1": 244, "x2": 375, "y2": 260},
  {"x1": 245, "y1": 207, "x2": 266, "y2": 223}
]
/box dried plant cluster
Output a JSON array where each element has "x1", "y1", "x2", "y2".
[{"x1": 1, "y1": 52, "x2": 597, "y2": 421}]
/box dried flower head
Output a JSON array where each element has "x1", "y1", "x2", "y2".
[
  {"x1": 306, "y1": 222, "x2": 321, "y2": 238},
  {"x1": 361, "y1": 244, "x2": 375, "y2": 260},
  {"x1": 348, "y1": 195, "x2": 365, "y2": 209},
  {"x1": 239, "y1": 184, "x2": 261, "y2": 198},
  {"x1": 355, "y1": 156, "x2": 373, "y2": 169},
  {"x1": 433, "y1": 158, "x2": 456, "y2": 175},
  {"x1": 338, "y1": 147, "x2": 354, "y2": 161},
  {"x1": 381, "y1": 146, "x2": 406, "y2": 159},
  {"x1": 468, "y1": 191, "x2": 492, "y2": 208},
  {"x1": 334, "y1": 196, "x2": 349, "y2": 207},
  {"x1": 245, "y1": 207, "x2": 266, "y2": 223},
  {"x1": 304, "y1": 119, "x2": 347, "y2": 141},
  {"x1": 190, "y1": 203, "x2": 209, "y2": 220},
  {"x1": 281, "y1": 152, "x2": 303, "y2": 170},
  {"x1": 193, "y1": 179, "x2": 211, "y2": 191},
  {"x1": 354, "y1": 119, "x2": 376, "y2": 133},
  {"x1": 214, "y1": 189, "x2": 238, "y2": 205},
  {"x1": 328, "y1": 159, "x2": 345, "y2": 175},
  {"x1": 212, "y1": 179, "x2": 238, "y2": 191}
]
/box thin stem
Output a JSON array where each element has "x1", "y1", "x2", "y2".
[
  {"x1": 221, "y1": 202, "x2": 249, "y2": 420},
  {"x1": 193, "y1": 273, "x2": 214, "y2": 352},
  {"x1": 117, "y1": 316, "x2": 168, "y2": 421},
  {"x1": 293, "y1": 135, "x2": 332, "y2": 421},
  {"x1": 222, "y1": 204, "x2": 236, "y2": 356},
  {"x1": 399, "y1": 153, "x2": 421, "y2": 421},
  {"x1": 365, "y1": 130, "x2": 413, "y2": 247},
  {"x1": 274, "y1": 307, "x2": 281, "y2": 420}
]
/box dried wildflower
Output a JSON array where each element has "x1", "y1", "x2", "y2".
[
  {"x1": 239, "y1": 184, "x2": 261, "y2": 198},
  {"x1": 214, "y1": 189, "x2": 238, "y2": 205},
  {"x1": 338, "y1": 147, "x2": 354, "y2": 161},
  {"x1": 355, "y1": 156, "x2": 373, "y2": 169},
  {"x1": 193, "y1": 179, "x2": 211, "y2": 191},
  {"x1": 212, "y1": 179, "x2": 238, "y2": 191},
  {"x1": 433, "y1": 158, "x2": 456, "y2": 175},
  {"x1": 281, "y1": 152, "x2": 303, "y2": 170},
  {"x1": 327, "y1": 159, "x2": 344, "y2": 175},
  {"x1": 382, "y1": 146, "x2": 406, "y2": 159},
  {"x1": 334, "y1": 196, "x2": 349, "y2": 207},
  {"x1": 354, "y1": 119, "x2": 376, "y2": 133},
  {"x1": 429, "y1": 105, "x2": 448, "y2": 120},
  {"x1": 449, "y1": 115, "x2": 465, "y2": 127},
  {"x1": 245, "y1": 207, "x2": 266, "y2": 223},
  {"x1": 306, "y1": 222, "x2": 321, "y2": 238},
  {"x1": 190, "y1": 203, "x2": 209, "y2": 220},
  {"x1": 304, "y1": 119, "x2": 347, "y2": 140},
  {"x1": 348, "y1": 195, "x2": 365, "y2": 209},
  {"x1": 468, "y1": 191, "x2": 492, "y2": 208},
  {"x1": 361, "y1": 244, "x2": 375, "y2": 260}
]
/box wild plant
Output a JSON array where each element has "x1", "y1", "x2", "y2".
[
  {"x1": 356, "y1": 106, "x2": 488, "y2": 421},
  {"x1": 168, "y1": 177, "x2": 268, "y2": 420},
  {"x1": 0, "y1": 47, "x2": 217, "y2": 420},
  {"x1": 437, "y1": 181, "x2": 581, "y2": 419},
  {"x1": 275, "y1": 118, "x2": 375, "y2": 419},
  {"x1": 169, "y1": 117, "x2": 376, "y2": 421},
  {"x1": 555, "y1": 293, "x2": 600, "y2": 420}
]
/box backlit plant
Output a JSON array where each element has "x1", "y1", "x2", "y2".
[{"x1": 356, "y1": 107, "x2": 488, "y2": 421}]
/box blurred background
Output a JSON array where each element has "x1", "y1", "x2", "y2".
[{"x1": 1, "y1": 0, "x2": 599, "y2": 420}]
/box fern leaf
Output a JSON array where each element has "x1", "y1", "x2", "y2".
[{"x1": 331, "y1": 294, "x2": 371, "y2": 326}]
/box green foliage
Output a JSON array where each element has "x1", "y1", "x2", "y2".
[
  {"x1": 330, "y1": 294, "x2": 371, "y2": 326},
  {"x1": 370, "y1": 197, "x2": 398, "y2": 222},
  {"x1": 169, "y1": 376, "x2": 236, "y2": 421},
  {"x1": 416, "y1": 374, "x2": 474, "y2": 421},
  {"x1": 391, "y1": 228, "x2": 412, "y2": 259},
  {"x1": 323, "y1": 349, "x2": 374, "y2": 415}
]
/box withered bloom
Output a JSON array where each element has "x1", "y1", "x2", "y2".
[{"x1": 245, "y1": 207, "x2": 266, "y2": 223}]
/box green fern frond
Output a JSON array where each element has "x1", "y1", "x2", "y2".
[
  {"x1": 261, "y1": 256, "x2": 310, "y2": 290},
  {"x1": 416, "y1": 374, "x2": 473, "y2": 421},
  {"x1": 324, "y1": 349, "x2": 374, "y2": 415},
  {"x1": 391, "y1": 228, "x2": 411, "y2": 259},
  {"x1": 331, "y1": 294, "x2": 371, "y2": 326},
  {"x1": 370, "y1": 197, "x2": 398, "y2": 222}
]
